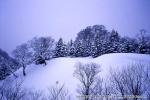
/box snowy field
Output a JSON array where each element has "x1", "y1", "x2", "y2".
[{"x1": 6, "y1": 53, "x2": 150, "y2": 99}]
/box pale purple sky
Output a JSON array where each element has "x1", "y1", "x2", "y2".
[{"x1": 0, "y1": 0, "x2": 150, "y2": 53}]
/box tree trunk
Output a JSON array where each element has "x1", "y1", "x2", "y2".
[
  {"x1": 23, "y1": 65, "x2": 26, "y2": 76},
  {"x1": 43, "y1": 60, "x2": 47, "y2": 66},
  {"x1": 44, "y1": 61, "x2": 47, "y2": 65},
  {"x1": 85, "y1": 86, "x2": 89, "y2": 100}
]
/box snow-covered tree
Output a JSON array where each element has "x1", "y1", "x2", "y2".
[
  {"x1": 54, "y1": 38, "x2": 68, "y2": 57},
  {"x1": 110, "y1": 64, "x2": 149, "y2": 100},
  {"x1": 12, "y1": 43, "x2": 32, "y2": 76},
  {"x1": 74, "y1": 62, "x2": 100, "y2": 100},
  {"x1": 94, "y1": 32, "x2": 108, "y2": 56},
  {"x1": 82, "y1": 39, "x2": 92, "y2": 57},
  {"x1": 0, "y1": 48, "x2": 19, "y2": 80},
  {"x1": 75, "y1": 26, "x2": 94, "y2": 43},
  {"x1": 91, "y1": 42, "x2": 98, "y2": 58},
  {"x1": 30, "y1": 37, "x2": 55, "y2": 65},
  {"x1": 67, "y1": 39, "x2": 75, "y2": 57},
  {"x1": 94, "y1": 32, "x2": 102, "y2": 56},
  {"x1": 74, "y1": 26, "x2": 101, "y2": 57},
  {"x1": 108, "y1": 30, "x2": 120, "y2": 53},
  {"x1": 119, "y1": 37, "x2": 138, "y2": 53},
  {"x1": 137, "y1": 29, "x2": 150, "y2": 54},
  {"x1": 74, "y1": 40, "x2": 85, "y2": 57},
  {"x1": 69, "y1": 46, "x2": 75, "y2": 57},
  {"x1": 145, "y1": 36, "x2": 150, "y2": 54},
  {"x1": 92, "y1": 25, "x2": 109, "y2": 56}
]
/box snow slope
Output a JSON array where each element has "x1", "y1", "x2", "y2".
[{"x1": 6, "y1": 53, "x2": 150, "y2": 98}]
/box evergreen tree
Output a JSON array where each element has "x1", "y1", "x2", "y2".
[
  {"x1": 67, "y1": 40, "x2": 75, "y2": 57},
  {"x1": 91, "y1": 42, "x2": 98, "y2": 58},
  {"x1": 119, "y1": 37, "x2": 138, "y2": 53},
  {"x1": 55, "y1": 38, "x2": 68, "y2": 57},
  {"x1": 145, "y1": 36, "x2": 150, "y2": 54},
  {"x1": 74, "y1": 40, "x2": 84, "y2": 57},
  {"x1": 93, "y1": 25, "x2": 109, "y2": 56},
  {"x1": 94, "y1": 32, "x2": 102, "y2": 56},
  {"x1": 83, "y1": 39, "x2": 92, "y2": 57},
  {"x1": 69, "y1": 45, "x2": 75, "y2": 57},
  {"x1": 108, "y1": 30, "x2": 120, "y2": 53},
  {"x1": 118, "y1": 37, "x2": 129, "y2": 53},
  {"x1": 74, "y1": 25, "x2": 109, "y2": 57}
]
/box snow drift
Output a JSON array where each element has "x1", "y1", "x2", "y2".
[{"x1": 6, "y1": 53, "x2": 150, "y2": 98}]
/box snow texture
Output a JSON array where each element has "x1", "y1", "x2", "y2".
[{"x1": 6, "y1": 53, "x2": 150, "y2": 99}]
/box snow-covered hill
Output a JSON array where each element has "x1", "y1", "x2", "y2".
[{"x1": 6, "y1": 53, "x2": 150, "y2": 98}]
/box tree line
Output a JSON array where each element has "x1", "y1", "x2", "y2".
[{"x1": 0, "y1": 25, "x2": 150, "y2": 79}]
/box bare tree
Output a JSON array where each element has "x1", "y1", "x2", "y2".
[
  {"x1": 110, "y1": 64, "x2": 149, "y2": 100},
  {"x1": 0, "y1": 79, "x2": 26, "y2": 100},
  {"x1": 137, "y1": 29, "x2": 150, "y2": 54},
  {"x1": 48, "y1": 83, "x2": 71, "y2": 100},
  {"x1": 124, "y1": 64, "x2": 147, "y2": 100},
  {"x1": 143, "y1": 64, "x2": 150, "y2": 100},
  {"x1": 0, "y1": 79, "x2": 72, "y2": 100},
  {"x1": 30, "y1": 36, "x2": 55, "y2": 65},
  {"x1": 91, "y1": 78, "x2": 103, "y2": 100},
  {"x1": 102, "y1": 80, "x2": 116, "y2": 100},
  {"x1": 12, "y1": 43, "x2": 32, "y2": 76},
  {"x1": 25, "y1": 90, "x2": 47, "y2": 100},
  {"x1": 74, "y1": 62, "x2": 100, "y2": 100},
  {"x1": 110, "y1": 70, "x2": 128, "y2": 100}
]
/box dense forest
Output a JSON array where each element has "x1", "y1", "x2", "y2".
[{"x1": 0, "y1": 25, "x2": 150, "y2": 79}]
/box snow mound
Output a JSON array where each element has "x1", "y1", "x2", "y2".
[{"x1": 6, "y1": 53, "x2": 150, "y2": 98}]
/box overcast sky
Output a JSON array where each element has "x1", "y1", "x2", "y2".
[{"x1": 0, "y1": 0, "x2": 150, "y2": 53}]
